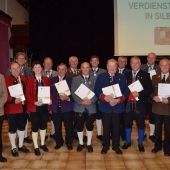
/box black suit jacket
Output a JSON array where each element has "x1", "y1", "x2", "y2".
[{"x1": 125, "y1": 70, "x2": 153, "y2": 110}]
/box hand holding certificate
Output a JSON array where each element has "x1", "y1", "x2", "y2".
[
  {"x1": 55, "y1": 80, "x2": 71, "y2": 96},
  {"x1": 128, "y1": 80, "x2": 143, "y2": 100},
  {"x1": 158, "y1": 83, "x2": 170, "y2": 100},
  {"x1": 102, "y1": 84, "x2": 122, "y2": 98},
  {"x1": 8, "y1": 84, "x2": 25, "y2": 101},
  {"x1": 149, "y1": 69, "x2": 156, "y2": 79},
  {"x1": 75, "y1": 83, "x2": 95, "y2": 100},
  {"x1": 38, "y1": 86, "x2": 50, "y2": 104}
]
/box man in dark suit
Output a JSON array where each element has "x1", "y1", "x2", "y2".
[
  {"x1": 42, "y1": 57, "x2": 58, "y2": 140},
  {"x1": 122, "y1": 56, "x2": 152, "y2": 152},
  {"x1": 95, "y1": 59, "x2": 129, "y2": 155},
  {"x1": 117, "y1": 56, "x2": 131, "y2": 141},
  {"x1": 90, "y1": 55, "x2": 106, "y2": 141},
  {"x1": 71, "y1": 62, "x2": 97, "y2": 152},
  {"x1": 150, "y1": 58, "x2": 170, "y2": 156},
  {"x1": 140, "y1": 52, "x2": 161, "y2": 143},
  {"x1": 6, "y1": 52, "x2": 32, "y2": 144},
  {"x1": 50, "y1": 63, "x2": 74, "y2": 150}
]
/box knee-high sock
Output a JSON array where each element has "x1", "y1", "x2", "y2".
[
  {"x1": 18, "y1": 130, "x2": 25, "y2": 148},
  {"x1": 51, "y1": 120, "x2": 55, "y2": 135},
  {"x1": 149, "y1": 123, "x2": 155, "y2": 136},
  {"x1": 138, "y1": 129, "x2": 145, "y2": 144},
  {"x1": 77, "y1": 131, "x2": 83, "y2": 145},
  {"x1": 24, "y1": 120, "x2": 28, "y2": 138},
  {"x1": 8, "y1": 132, "x2": 16, "y2": 149},
  {"x1": 32, "y1": 132, "x2": 38, "y2": 148},
  {"x1": 87, "y1": 130, "x2": 93, "y2": 145},
  {"x1": 125, "y1": 128, "x2": 132, "y2": 143},
  {"x1": 40, "y1": 129, "x2": 46, "y2": 146},
  {"x1": 96, "y1": 119, "x2": 102, "y2": 136}
]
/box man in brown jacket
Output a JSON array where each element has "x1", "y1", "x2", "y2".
[
  {"x1": 150, "y1": 58, "x2": 170, "y2": 156},
  {"x1": 0, "y1": 74, "x2": 7, "y2": 162}
]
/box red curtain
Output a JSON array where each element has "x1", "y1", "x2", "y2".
[{"x1": 0, "y1": 10, "x2": 12, "y2": 75}]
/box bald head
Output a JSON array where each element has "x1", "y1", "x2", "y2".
[
  {"x1": 81, "y1": 62, "x2": 91, "y2": 76},
  {"x1": 147, "y1": 52, "x2": 156, "y2": 66}
]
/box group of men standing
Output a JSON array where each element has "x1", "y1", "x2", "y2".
[{"x1": 0, "y1": 52, "x2": 169, "y2": 162}]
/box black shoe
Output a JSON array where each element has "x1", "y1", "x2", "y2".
[
  {"x1": 122, "y1": 142, "x2": 131, "y2": 149},
  {"x1": 50, "y1": 134, "x2": 55, "y2": 140},
  {"x1": 138, "y1": 144, "x2": 145, "y2": 152},
  {"x1": 101, "y1": 147, "x2": 109, "y2": 154},
  {"x1": 151, "y1": 147, "x2": 162, "y2": 153},
  {"x1": 97, "y1": 135, "x2": 103, "y2": 141},
  {"x1": 164, "y1": 151, "x2": 170, "y2": 156},
  {"x1": 18, "y1": 145, "x2": 30, "y2": 153},
  {"x1": 83, "y1": 136, "x2": 87, "y2": 143},
  {"x1": 45, "y1": 135, "x2": 48, "y2": 141},
  {"x1": 112, "y1": 147, "x2": 123, "y2": 155},
  {"x1": 55, "y1": 143, "x2": 63, "y2": 150},
  {"x1": 143, "y1": 134, "x2": 147, "y2": 139},
  {"x1": 121, "y1": 136, "x2": 126, "y2": 141},
  {"x1": 24, "y1": 137, "x2": 33, "y2": 144},
  {"x1": 40, "y1": 145, "x2": 49, "y2": 152},
  {"x1": 11, "y1": 148, "x2": 19, "y2": 157},
  {"x1": 87, "y1": 145, "x2": 93, "y2": 153},
  {"x1": 67, "y1": 144, "x2": 73, "y2": 150},
  {"x1": 0, "y1": 156, "x2": 7, "y2": 162},
  {"x1": 149, "y1": 135, "x2": 155, "y2": 143},
  {"x1": 77, "y1": 144, "x2": 84, "y2": 152},
  {"x1": 34, "y1": 148, "x2": 40, "y2": 156}
]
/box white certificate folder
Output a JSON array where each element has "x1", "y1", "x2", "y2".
[
  {"x1": 8, "y1": 84, "x2": 25, "y2": 101},
  {"x1": 38, "y1": 86, "x2": 50, "y2": 104},
  {"x1": 102, "y1": 84, "x2": 122, "y2": 98},
  {"x1": 75, "y1": 83, "x2": 95, "y2": 100},
  {"x1": 55, "y1": 80, "x2": 71, "y2": 96},
  {"x1": 158, "y1": 83, "x2": 170, "y2": 98}
]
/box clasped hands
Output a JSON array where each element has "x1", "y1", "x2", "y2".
[
  {"x1": 153, "y1": 96, "x2": 169, "y2": 104},
  {"x1": 104, "y1": 95, "x2": 119, "y2": 106}
]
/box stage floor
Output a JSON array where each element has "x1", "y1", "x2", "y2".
[{"x1": 0, "y1": 120, "x2": 169, "y2": 170}]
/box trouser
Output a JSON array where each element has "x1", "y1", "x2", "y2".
[
  {"x1": 0, "y1": 115, "x2": 4, "y2": 155},
  {"x1": 101, "y1": 111, "x2": 122, "y2": 148},
  {"x1": 146, "y1": 100, "x2": 155, "y2": 124},
  {"x1": 154, "y1": 114, "x2": 170, "y2": 153},
  {"x1": 52, "y1": 108, "x2": 73, "y2": 145},
  {"x1": 120, "y1": 111, "x2": 126, "y2": 139}
]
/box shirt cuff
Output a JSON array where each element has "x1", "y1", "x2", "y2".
[{"x1": 99, "y1": 93, "x2": 106, "y2": 102}]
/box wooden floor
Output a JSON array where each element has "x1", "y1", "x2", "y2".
[{"x1": 0, "y1": 120, "x2": 169, "y2": 170}]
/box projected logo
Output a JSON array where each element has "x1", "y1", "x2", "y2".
[{"x1": 154, "y1": 27, "x2": 170, "y2": 45}]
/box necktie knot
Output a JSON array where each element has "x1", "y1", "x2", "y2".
[
  {"x1": 59, "y1": 77, "x2": 63, "y2": 81},
  {"x1": 119, "y1": 69, "x2": 122, "y2": 73},
  {"x1": 73, "y1": 69, "x2": 77, "y2": 76},
  {"x1": 162, "y1": 75, "x2": 166, "y2": 83}
]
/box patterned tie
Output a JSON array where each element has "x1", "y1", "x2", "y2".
[
  {"x1": 73, "y1": 69, "x2": 77, "y2": 76},
  {"x1": 119, "y1": 69, "x2": 122, "y2": 73},
  {"x1": 132, "y1": 72, "x2": 136, "y2": 82},
  {"x1": 162, "y1": 75, "x2": 166, "y2": 83},
  {"x1": 20, "y1": 67, "x2": 24, "y2": 75},
  {"x1": 93, "y1": 69, "x2": 97, "y2": 77},
  {"x1": 46, "y1": 71, "x2": 52, "y2": 78}
]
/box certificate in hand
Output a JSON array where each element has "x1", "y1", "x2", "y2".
[
  {"x1": 75, "y1": 83, "x2": 95, "y2": 100},
  {"x1": 38, "y1": 86, "x2": 50, "y2": 104},
  {"x1": 55, "y1": 80, "x2": 71, "y2": 96},
  {"x1": 8, "y1": 84, "x2": 25, "y2": 101},
  {"x1": 149, "y1": 69, "x2": 156, "y2": 79},
  {"x1": 158, "y1": 83, "x2": 170, "y2": 99},
  {"x1": 102, "y1": 84, "x2": 122, "y2": 98}
]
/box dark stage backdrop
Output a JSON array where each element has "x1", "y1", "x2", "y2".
[{"x1": 29, "y1": 0, "x2": 147, "y2": 70}]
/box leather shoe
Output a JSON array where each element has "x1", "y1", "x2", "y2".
[
  {"x1": 40, "y1": 145, "x2": 49, "y2": 152},
  {"x1": 87, "y1": 145, "x2": 93, "y2": 153},
  {"x1": 77, "y1": 144, "x2": 84, "y2": 152},
  {"x1": 164, "y1": 151, "x2": 170, "y2": 156},
  {"x1": 151, "y1": 147, "x2": 162, "y2": 153},
  {"x1": 67, "y1": 144, "x2": 73, "y2": 150},
  {"x1": 24, "y1": 137, "x2": 33, "y2": 144},
  {"x1": 50, "y1": 134, "x2": 56, "y2": 140},
  {"x1": 149, "y1": 135, "x2": 155, "y2": 143},
  {"x1": 112, "y1": 147, "x2": 123, "y2": 155},
  {"x1": 97, "y1": 135, "x2": 103, "y2": 141},
  {"x1": 0, "y1": 156, "x2": 7, "y2": 162},
  {"x1": 138, "y1": 144, "x2": 145, "y2": 152},
  {"x1": 122, "y1": 142, "x2": 131, "y2": 149},
  {"x1": 55, "y1": 143, "x2": 63, "y2": 150},
  {"x1": 18, "y1": 145, "x2": 30, "y2": 153},
  {"x1": 34, "y1": 148, "x2": 40, "y2": 156},
  {"x1": 101, "y1": 147, "x2": 109, "y2": 154},
  {"x1": 83, "y1": 136, "x2": 87, "y2": 142},
  {"x1": 11, "y1": 148, "x2": 19, "y2": 157}
]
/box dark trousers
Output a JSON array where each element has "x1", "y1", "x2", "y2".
[
  {"x1": 154, "y1": 114, "x2": 170, "y2": 152},
  {"x1": 0, "y1": 115, "x2": 4, "y2": 155},
  {"x1": 30, "y1": 106, "x2": 49, "y2": 132},
  {"x1": 125, "y1": 110, "x2": 145, "y2": 129},
  {"x1": 101, "y1": 112, "x2": 122, "y2": 148},
  {"x1": 52, "y1": 108, "x2": 73, "y2": 145},
  {"x1": 146, "y1": 100, "x2": 155, "y2": 124},
  {"x1": 120, "y1": 111, "x2": 126, "y2": 139},
  {"x1": 75, "y1": 111, "x2": 95, "y2": 132},
  {"x1": 96, "y1": 104, "x2": 102, "y2": 120},
  {"x1": 7, "y1": 113, "x2": 27, "y2": 133}
]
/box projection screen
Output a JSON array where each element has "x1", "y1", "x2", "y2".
[{"x1": 114, "y1": 0, "x2": 170, "y2": 56}]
